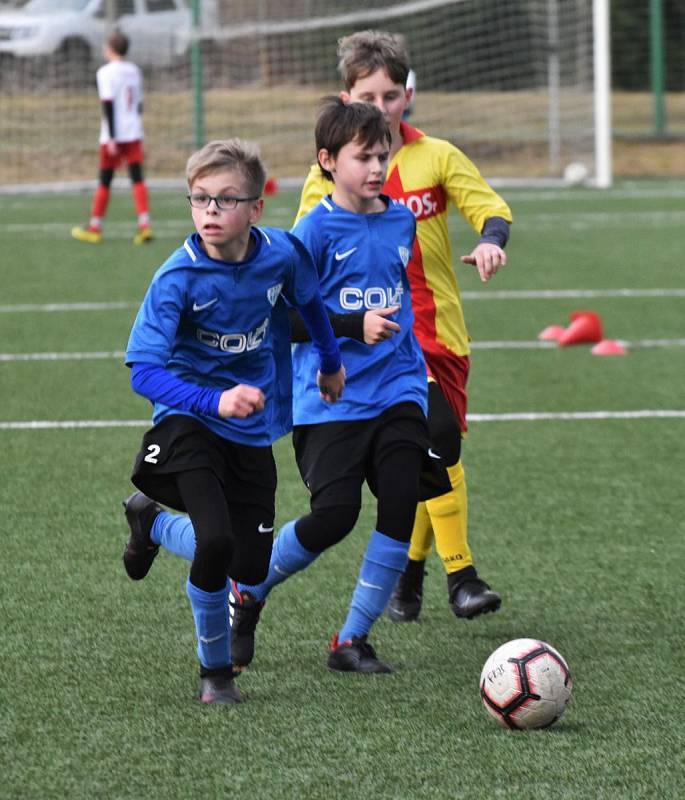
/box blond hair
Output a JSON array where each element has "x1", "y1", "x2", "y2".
[{"x1": 186, "y1": 139, "x2": 266, "y2": 197}]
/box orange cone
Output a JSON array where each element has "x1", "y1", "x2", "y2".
[
  {"x1": 558, "y1": 311, "x2": 603, "y2": 346},
  {"x1": 538, "y1": 324, "x2": 566, "y2": 342},
  {"x1": 264, "y1": 177, "x2": 279, "y2": 196},
  {"x1": 591, "y1": 339, "x2": 627, "y2": 356}
]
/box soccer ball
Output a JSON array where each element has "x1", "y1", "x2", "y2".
[
  {"x1": 479, "y1": 638, "x2": 572, "y2": 730},
  {"x1": 563, "y1": 161, "x2": 589, "y2": 186}
]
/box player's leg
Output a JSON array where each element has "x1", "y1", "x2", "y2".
[
  {"x1": 426, "y1": 380, "x2": 501, "y2": 619},
  {"x1": 176, "y1": 467, "x2": 244, "y2": 704},
  {"x1": 231, "y1": 421, "x2": 364, "y2": 669},
  {"x1": 330, "y1": 405, "x2": 425, "y2": 673},
  {"x1": 385, "y1": 500, "x2": 431, "y2": 621},
  {"x1": 71, "y1": 151, "x2": 114, "y2": 243},
  {"x1": 127, "y1": 144, "x2": 153, "y2": 244}
]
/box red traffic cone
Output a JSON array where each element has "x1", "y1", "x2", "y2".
[
  {"x1": 538, "y1": 324, "x2": 566, "y2": 342},
  {"x1": 558, "y1": 311, "x2": 603, "y2": 346},
  {"x1": 264, "y1": 177, "x2": 279, "y2": 196},
  {"x1": 591, "y1": 339, "x2": 627, "y2": 356}
]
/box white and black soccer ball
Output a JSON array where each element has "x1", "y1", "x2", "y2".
[{"x1": 479, "y1": 638, "x2": 572, "y2": 730}]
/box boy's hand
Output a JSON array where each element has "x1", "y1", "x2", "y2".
[
  {"x1": 218, "y1": 385, "x2": 265, "y2": 418},
  {"x1": 461, "y1": 243, "x2": 507, "y2": 283},
  {"x1": 317, "y1": 365, "x2": 346, "y2": 403},
  {"x1": 106, "y1": 140, "x2": 119, "y2": 157},
  {"x1": 363, "y1": 306, "x2": 401, "y2": 344}
]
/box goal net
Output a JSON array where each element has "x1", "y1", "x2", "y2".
[{"x1": 0, "y1": 0, "x2": 603, "y2": 189}]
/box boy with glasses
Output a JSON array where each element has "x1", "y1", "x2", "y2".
[{"x1": 121, "y1": 138, "x2": 345, "y2": 704}]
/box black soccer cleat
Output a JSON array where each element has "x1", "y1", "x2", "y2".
[
  {"x1": 449, "y1": 577, "x2": 502, "y2": 620},
  {"x1": 386, "y1": 559, "x2": 426, "y2": 622},
  {"x1": 229, "y1": 580, "x2": 265, "y2": 669},
  {"x1": 327, "y1": 634, "x2": 393, "y2": 674},
  {"x1": 121, "y1": 491, "x2": 162, "y2": 581},
  {"x1": 199, "y1": 667, "x2": 245, "y2": 705}
]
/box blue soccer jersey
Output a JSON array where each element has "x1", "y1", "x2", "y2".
[
  {"x1": 291, "y1": 195, "x2": 427, "y2": 424},
  {"x1": 126, "y1": 228, "x2": 326, "y2": 445}
]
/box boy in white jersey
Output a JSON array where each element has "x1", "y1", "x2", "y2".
[
  {"x1": 71, "y1": 31, "x2": 153, "y2": 246},
  {"x1": 230, "y1": 98, "x2": 450, "y2": 674}
]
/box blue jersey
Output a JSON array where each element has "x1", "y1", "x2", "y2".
[
  {"x1": 126, "y1": 228, "x2": 323, "y2": 445},
  {"x1": 291, "y1": 195, "x2": 427, "y2": 424}
]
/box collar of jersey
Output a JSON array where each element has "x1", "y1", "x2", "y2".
[
  {"x1": 185, "y1": 228, "x2": 264, "y2": 266},
  {"x1": 321, "y1": 194, "x2": 392, "y2": 215},
  {"x1": 400, "y1": 121, "x2": 425, "y2": 144}
]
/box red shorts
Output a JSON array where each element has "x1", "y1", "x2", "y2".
[
  {"x1": 420, "y1": 339, "x2": 470, "y2": 433},
  {"x1": 98, "y1": 140, "x2": 144, "y2": 170}
]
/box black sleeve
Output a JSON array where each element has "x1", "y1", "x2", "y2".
[
  {"x1": 102, "y1": 100, "x2": 115, "y2": 140},
  {"x1": 479, "y1": 216, "x2": 510, "y2": 249},
  {"x1": 288, "y1": 308, "x2": 365, "y2": 343}
]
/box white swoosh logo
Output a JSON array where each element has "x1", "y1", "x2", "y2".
[
  {"x1": 258, "y1": 523, "x2": 274, "y2": 533},
  {"x1": 192, "y1": 298, "x2": 219, "y2": 312},
  {"x1": 199, "y1": 633, "x2": 225, "y2": 644},
  {"x1": 334, "y1": 247, "x2": 357, "y2": 261},
  {"x1": 274, "y1": 564, "x2": 290, "y2": 576},
  {"x1": 359, "y1": 578, "x2": 382, "y2": 590},
  {"x1": 428, "y1": 448, "x2": 441, "y2": 459}
]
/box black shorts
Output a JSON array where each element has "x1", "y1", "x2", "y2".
[
  {"x1": 292, "y1": 401, "x2": 451, "y2": 509},
  {"x1": 130, "y1": 414, "x2": 277, "y2": 514}
]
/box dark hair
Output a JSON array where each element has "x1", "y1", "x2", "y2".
[
  {"x1": 337, "y1": 30, "x2": 410, "y2": 90},
  {"x1": 107, "y1": 30, "x2": 130, "y2": 56},
  {"x1": 315, "y1": 96, "x2": 391, "y2": 181}
]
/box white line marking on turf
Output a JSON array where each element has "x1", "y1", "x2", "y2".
[
  {"x1": 3, "y1": 288, "x2": 684, "y2": 313},
  {"x1": 468, "y1": 411, "x2": 685, "y2": 422},
  {"x1": 461, "y1": 288, "x2": 685, "y2": 300},
  {"x1": 2, "y1": 410, "x2": 684, "y2": 430},
  {"x1": 4, "y1": 338, "x2": 685, "y2": 363},
  {"x1": 0, "y1": 350, "x2": 126, "y2": 362},
  {"x1": 0, "y1": 302, "x2": 137, "y2": 313}
]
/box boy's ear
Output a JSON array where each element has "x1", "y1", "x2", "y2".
[
  {"x1": 249, "y1": 198, "x2": 264, "y2": 224},
  {"x1": 339, "y1": 90, "x2": 351, "y2": 105},
  {"x1": 404, "y1": 86, "x2": 414, "y2": 107},
  {"x1": 318, "y1": 148, "x2": 335, "y2": 174}
]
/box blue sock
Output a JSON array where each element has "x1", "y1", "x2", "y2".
[
  {"x1": 186, "y1": 578, "x2": 230, "y2": 670},
  {"x1": 338, "y1": 530, "x2": 410, "y2": 642},
  {"x1": 237, "y1": 519, "x2": 317, "y2": 602},
  {"x1": 151, "y1": 512, "x2": 196, "y2": 561}
]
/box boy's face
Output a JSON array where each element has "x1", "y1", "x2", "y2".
[
  {"x1": 189, "y1": 168, "x2": 263, "y2": 259},
  {"x1": 319, "y1": 135, "x2": 389, "y2": 211},
  {"x1": 342, "y1": 68, "x2": 412, "y2": 137}
]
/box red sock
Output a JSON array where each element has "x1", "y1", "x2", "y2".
[
  {"x1": 91, "y1": 185, "x2": 110, "y2": 226},
  {"x1": 132, "y1": 181, "x2": 150, "y2": 227}
]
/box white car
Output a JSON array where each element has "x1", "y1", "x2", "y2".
[{"x1": 0, "y1": 0, "x2": 196, "y2": 68}]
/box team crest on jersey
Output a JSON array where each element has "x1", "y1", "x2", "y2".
[
  {"x1": 267, "y1": 283, "x2": 283, "y2": 306},
  {"x1": 398, "y1": 246, "x2": 411, "y2": 267}
]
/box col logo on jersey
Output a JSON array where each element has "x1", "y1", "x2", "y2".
[
  {"x1": 339, "y1": 281, "x2": 404, "y2": 311},
  {"x1": 197, "y1": 317, "x2": 270, "y2": 353}
]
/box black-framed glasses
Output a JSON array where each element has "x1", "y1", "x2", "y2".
[{"x1": 187, "y1": 193, "x2": 259, "y2": 211}]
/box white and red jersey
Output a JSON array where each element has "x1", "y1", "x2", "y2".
[{"x1": 96, "y1": 59, "x2": 143, "y2": 144}]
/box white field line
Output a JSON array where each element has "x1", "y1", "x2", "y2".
[
  {"x1": 1, "y1": 287, "x2": 685, "y2": 314},
  {"x1": 2, "y1": 409, "x2": 684, "y2": 431},
  {"x1": 2, "y1": 337, "x2": 685, "y2": 363}
]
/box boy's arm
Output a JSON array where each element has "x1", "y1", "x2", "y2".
[
  {"x1": 288, "y1": 307, "x2": 400, "y2": 345},
  {"x1": 130, "y1": 363, "x2": 264, "y2": 419},
  {"x1": 296, "y1": 294, "x2": 345, "y2": 402}
]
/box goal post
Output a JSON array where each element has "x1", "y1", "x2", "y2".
[{"x1": 0, "y1": 0, "x2": 611, "y2": 189}]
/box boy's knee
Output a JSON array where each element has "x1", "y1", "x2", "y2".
[{"x1": 229, "y1": 537, "x2": 273, "y2": 585}]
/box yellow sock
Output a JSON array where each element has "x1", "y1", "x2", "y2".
[
  {"x1": 407, "y1": 501, "x2": 434, "y2": 562},
  {"x1": 427, "y1": 461, "x2": 473, "y2": 574}
]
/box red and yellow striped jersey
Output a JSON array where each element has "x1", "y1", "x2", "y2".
[{"x1": 296, "y1": 122, "x2": 512, "y2": 359}]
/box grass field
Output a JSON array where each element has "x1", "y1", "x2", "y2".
[{"x1": 1, "y1": 182, "x2": 684, "y2": 799}]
